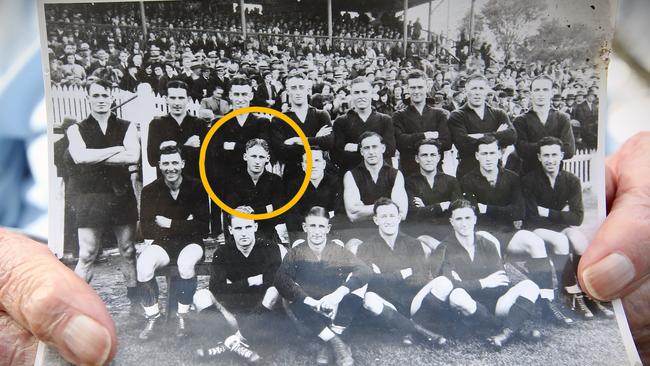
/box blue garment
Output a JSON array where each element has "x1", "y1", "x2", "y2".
[{"x1": 0, "y1": 0, "x2": 47, "y2": 233}]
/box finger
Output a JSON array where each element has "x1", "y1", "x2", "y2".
[
  {"x1": 0, "y1": 230, "x2": 116, "y2": 365},
  {"x1": 0, "y1": 311, "x2": 39, "y2": 366},
  {"x1": 579, "y1": 132, "x2": 650, "y2": 301}
]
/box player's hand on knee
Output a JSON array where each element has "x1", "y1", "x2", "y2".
[
  {"x1": 577, "y1": 132, "x2": 650, "y2": 362},
  {"x1": 0, "y1": 229, "x2": 116, "y2": 365},
  {"x1": 479, "y1": 270, "x2": 509, "y2": 289}
]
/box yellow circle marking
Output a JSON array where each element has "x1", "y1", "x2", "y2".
[{"x1": 199, "y1": 106, "x2": 312, "y2": 220}]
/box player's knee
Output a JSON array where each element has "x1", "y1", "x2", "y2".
[
  {"x1": 177, "y1": 264, "x2": 196, "y2": 279},
  {"x1": 550, "y1": 235, "x2": 570, "y2": 254},
  {"x1": 262, "y1": 286, "x2": 280, "y2": 309},
  {"x1": 363, "y1": 292, "x2": 384, "y2": 315},
  {"x1": 78, "y1": 246, "x2": 99, "y2": 264},
  {"x1": 516, "y1": 280, "x2": 540, "y2": 300},
  {"x1": 430, "y1": 276, "x2": 453, "y2": 301},
  {"x1": 136, "y1": 255, "x2": 157, "y2": 282},
  {"x1": 193, "y1": 289, "x2": 214, "y2": 312},
  {"x1": 449, "y1": 288, "x2": 473, "y2": 313}
]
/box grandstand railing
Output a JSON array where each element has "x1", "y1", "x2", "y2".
[{"x1": 47, "y1": 21, "x2": 455, "y2": 57}]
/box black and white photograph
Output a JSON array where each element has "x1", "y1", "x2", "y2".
[{"x1": 37, "y1": 0, "x2": 638, "y2": 364}]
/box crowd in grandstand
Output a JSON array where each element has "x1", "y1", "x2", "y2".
[{"x1": 45, "y1": 3, "x2": 600, "y2": 149}]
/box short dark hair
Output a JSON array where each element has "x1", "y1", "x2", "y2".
[
  {"x1": 465, "y1": 74, "x2": 488, "y2": 85},
  {"x1": 159, "y1": 144, "x2": 183, "y2": 158},
  {"x1": 231, "y1": 206, "x2": 255, "y2": 219},
  {"x1": 350, "y1": 76, "x2": 371, "y2": 87},
  {"x1": 406, "y1": 69, "x2": 426, "y2": 81},
  {"x1": 476, "y1": 134, "x2": 498, "y2": 147},
  {"x1": 286, "y1": 71, "x2": 307, "y2": 83},
  {"x1": 416, "y1": 138, "x2": 442, "y2": 154},
  {"x1": 305, "y1": 206, "x2": 329, "y2": 220},
  {"x1": 245, "y1": 138, "x2": 270, "y2": 155},
  {"x1": 166, "y1": 80, "x2": 188, "y2": 91},
  {"x1": 230, "y1": 77, "x2": 251, "y2": 87},
  {"x1": 449, "y1": 199, "x2": 476, "y2": 215},
  {"x1": 530, "y1": 75, "x2": 555, "y2": 89},
  {"x1": 358, "y1": 131, "x2": 383, "y2": 145},
  {"x1": 373, "y1": 197, "x2": 399, "y2": 215},
  {"x1": 537, "y1": 136, "x2": 564, "y2": 153},
  {"x1": 85, "y1": 78, "x2": 113, "y2": 94}
]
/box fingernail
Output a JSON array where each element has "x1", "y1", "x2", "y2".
[
  {"x1": 583, "y1": 253, "x2": 636, "y2": 300},
  {"x1": 63, "y1": 315, "x2": 111, "y2": 366}
]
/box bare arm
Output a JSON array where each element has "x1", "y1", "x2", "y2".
[
  {"x1": 66, "y1": 124, "x2": 123, "y2": 165},
  {"x1": 391, "y1": 171, "x2": 408, "y2": 220},
  {"x1": 104, "y1": 123, "x2": 141, "y2": 165},
  {"x1": 343, "y1": 171, "x2": 374, "y2": 222}
]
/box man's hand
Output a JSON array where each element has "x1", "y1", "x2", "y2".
[
  {"x1": 159, "y1": 140, "x2": 177, "y2": 150},
  {"x1": 440, "y1": 201, "x2": 451, "y2": 211},
  {"x1": 184, "y1": 135, "x2": 200, "y2": 148},
  {"x1": 478, "y1": 203, "x2": 487, "y2": 214},
  {"x1": 412, "y1": 197, "x2": 425, "y2": 208},
  {"x1": 283, "y1": 137, "x2": 303, "y2": 146},
  {"x1": 247, "y1": 274, "x2": 263, "y2": 286},
  {"x1": 578, "y1": 133, "x2": 650, "y2": 363},
  {"x1": 423, "y1": 131, "x2": 439, "y2": 139},
  {"x1": 344, "y1": 143, "x2": 358, "y2": 152},
  {"x1": 0, "y1": 229, "x2": 116, "y2": 365},
  {"x1": 318, "y1": 287, "x2": 349, "y2": 316},
  {"x1": 479, "y1": 270, "x2": 509, "y2": 289},
  {"x1": 303, "y1": 296, "x2": 320, "y2": 310},
  {"x1": 467, "y1": 133, "x2": 484, "y2": 139},
  {"x1": 315, "y1": 125, "x2": 332, "y2": 137},
  {"x1": 223, "y1": 141, "x2": 236, "y2": 150},
  {"x1": 155, "y1": 215, "x2": 172, "y2": 228}
]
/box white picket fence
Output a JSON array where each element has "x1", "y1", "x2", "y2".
[{"x1": 49, "y1": 84, "x2": 202, "y2": 128}]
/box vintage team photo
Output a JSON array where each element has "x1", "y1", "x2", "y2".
[{"x1": 40, "y1": 0, "x2": 632, "y2": 364}]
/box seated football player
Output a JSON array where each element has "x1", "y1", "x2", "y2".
[
  {"x1": 342, "y1": 131, "x2": 407, "y2": 233},
  {"x1": 522, "y1": 136, "x2": 613, "y2": 318},
  {"x1": 429, "y1": 199, "x2": 541, "y2": 348},
  {"x1": 224, "y1": 138, "x2": 288, "y2": 242},
  {"x1": 284, "y1": 147, "x2": 341, "y2": 239},
  {"x1": 460, "y1": 135, "x2": 574, "y2": 325},
  {"x1": 193, "y1": 206, "x2": 286, "y2": 363},
  {"x1": 355, "y1": 198, "x2": 447, "y2": 347},
  {"x1": 275, "y1": 206, "x2": 370, "y2": 366},
  {"x1": 404, "y1": 138, "x2": 461, "y2": 241},
  {"x1": 137, "y1": 145, "x2": 209, "y2": 339}
]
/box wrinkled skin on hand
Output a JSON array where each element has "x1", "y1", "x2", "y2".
[
  {"x1": 0, "y1": 230, "x2": 116, "y2": 366},
  {"x1": 578, "y1": 132, "x2": 650, "y2": 363}
]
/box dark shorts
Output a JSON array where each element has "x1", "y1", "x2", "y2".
[
  {"x1": 467, "y1": 285, "x2": 510, "y2": 314},
  {"x1": 71, "y1": 191, "x2": 138, "y2": 228},
  {"x1": 156, "y1": 241, "x2": 204, "y2": 263},
  {"x1": 367, "y1": 278, "x2": 420, "y2": 316}
]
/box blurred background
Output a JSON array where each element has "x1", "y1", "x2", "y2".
[{"x1": 0, "y1": 0, "x2": 648, "y2": 238}]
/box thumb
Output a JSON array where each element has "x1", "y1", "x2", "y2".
[
  {"x1": 0, "y1": 229, "x2": 116, "y2": 365},
  {"x1": 578, "y1": 132, "x2": 650, "y2": 301}
]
